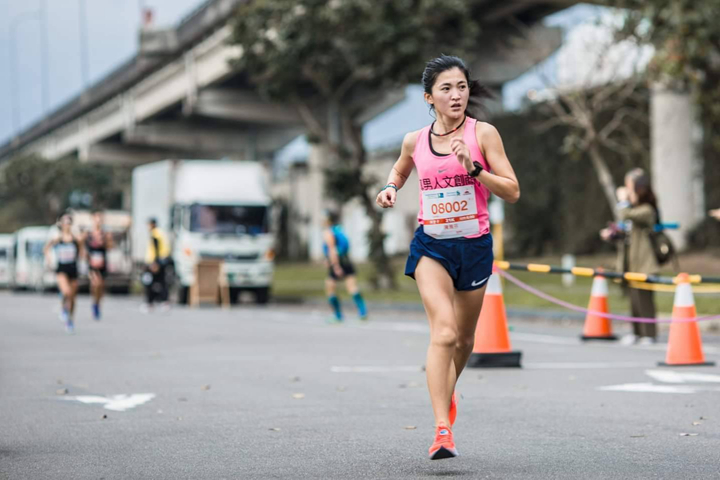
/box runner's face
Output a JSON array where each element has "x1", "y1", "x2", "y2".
[
  {"x1": 93, "y1": 213, "x2": 103, "y2": 229},
  {"x1": 60, "y1": 216, "x2": 72, "y2": 233},
  {"x1": 426, "y1": 68, "x2": 468, "y2": 120}
]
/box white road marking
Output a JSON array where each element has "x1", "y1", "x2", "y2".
[
  {"x1": 645, "y1": 370, "x2": 720, "y2": 384},
  {"x1": 357, "y1": 322, "x2": 429, "y2": 333},
  {"x1": 525, "y1": 362, "x2": 647, "y2": 370},
  {"x1": 331, "y1": 366, "x2": 423, "y2": 373},
  {"x1": 598, "y1": 383, "x2": 699, "y2": 394},
  {"x1": 510, "y1": 333, "x2": 580, "y2": 345},
  {"x1": 62, "y1": 393, "x2": 156, "y2": 411}
]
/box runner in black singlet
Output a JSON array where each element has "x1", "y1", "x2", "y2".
[
  {"x1": 44, "y1": 212, "x2": 84, "y2": 334},
  {"x1": 82, "y1": 210, "x2": 113, "y2": 320}
]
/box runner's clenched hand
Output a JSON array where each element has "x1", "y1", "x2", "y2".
[
  {"x1": 376, "y1": 187, "x2": 396, "y2": 208},
  {"x1": 451, "y1": 137, "x2": 473, "y2": 173}
]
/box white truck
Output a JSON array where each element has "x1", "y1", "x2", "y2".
[
  {"x1": 11, "y1": 226, "x2": 56, "y2": 291},
  {"x1": 131, "y1": 160, "x2": 274, "y2": 304},
  {"x1": 0, "y1": 234, "x2": 13, "y2": 287}
]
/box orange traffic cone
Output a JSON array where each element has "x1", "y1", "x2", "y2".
[
  {"x1": 659, "y1": 274, "x2": 715, "y2": 367},
  {"x1": 580, "y1": 275, "x2": 617, "y2": 341},
  {"x1": 467, "y1": 273, "x2": 522, "y2": 368}
]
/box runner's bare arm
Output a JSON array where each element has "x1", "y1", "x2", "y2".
[
  {"x1": 387, "y1": 131, "x2": 417, "y2": 189},
  {"x1": 377, "y1": 131, "x2": 418, "y2": 208},
  {"x1": 43, "y1": 237, "x2": 58, "y2": 256},
  {"x1": 77, "y1": 238, "x2": 86, "y2": 261},
  {"x1": 106, "y1": 232, "x2": 114, "y2": 250},
  {"x1": 79, "y1": 232, "x2": 89, "y2": 260},
  {"x1": 475, "y1": 123, "x2": 520, "y2": 204},
  {"x1": 323, "y1": 229, "x2": 340, "y2": 268}
]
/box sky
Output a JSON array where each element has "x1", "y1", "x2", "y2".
[
  {"x1": 0, "y1": 0, "x2": 202, "y2": 144},
  {"x1": 0, "y1": 1, "x2": 608, "y2": 159}
]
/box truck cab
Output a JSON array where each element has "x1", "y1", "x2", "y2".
[
  {"x1": 0, "y1": 234, "x2": 12, "y2": 288},
  {"x1": 11, "y1": 226, "x2": 56, "y2": 291},
  {"x1": 132, "y1": 160, "x2": 275, "y2": 304},
  {"x1": 171, "y1": 202, "x2": 274, "y2": 303}
]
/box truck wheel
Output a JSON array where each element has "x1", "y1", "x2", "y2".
[
  {"x1": 177, "y1": 286, "x2": 189, "y2": 305},
  {"x1": 254, "y1": 287, "x2": 270, "y2": 305},
  {"x1": 112, "y1": 285, "x2": 131, "y2": 295},
  {"x1": 230, "y1": 288, "x2": 240, "y2": 305}
]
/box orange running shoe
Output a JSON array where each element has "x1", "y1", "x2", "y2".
[
  {"x1": 449, "y1": 391, "x2": 458, "y2": 426},
  {"x1": 428, "y1": 425, "x2": 458, "y2": 460}
]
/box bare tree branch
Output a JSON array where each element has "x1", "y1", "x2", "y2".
[
  {"x1": 292, "y1": 98, "x2": 329, "y2": 144},
  {"x1": 333, "y1": 66, "x2": 374, "y2": 103},
  {"x1": 301, "y1": 64, "x2": 333, "y2": 98},
  {"x1": 598, "y1": 107, "x2": 633, "y2": 141}
]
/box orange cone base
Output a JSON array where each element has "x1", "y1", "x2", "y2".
[
  {"x1": 657, "y1": 361, "x2": 716, "y2": 367},
  {"x1": 467, "y1": 351, "x2": 522, "y2": 368},
  {"x1": 580, "y1": 334, "x2": 618, "y2": 341}
]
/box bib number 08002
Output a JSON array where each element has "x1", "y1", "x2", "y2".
[
  {"x1": 421, "y1": 184, "x2": 480, "y2": 239},
  {"x1": 430, "y1": 200, "x2": 468, "y2": 216}
]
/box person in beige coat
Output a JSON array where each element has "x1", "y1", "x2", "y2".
[{"x1": 601, "y1": 169, "x2": 660, "y2": 345}]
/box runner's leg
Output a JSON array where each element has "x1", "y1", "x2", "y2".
[
  {"x1": 344, "y1": 275, "x2": 367, "y2": 318},
  {"x1": 325, "y1": 277, "x2": 342, "y2": 320},
  {"x1": 452, "y1": 286, "x2": 487, "y2": 380},
  {"x1": 415, "y1": 256, "x2": 457, "y2": 427},
  {"x1": 57, "y1": 274, "x2": 71, "y2": 313}
]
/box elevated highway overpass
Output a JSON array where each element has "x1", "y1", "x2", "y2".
[{"x1": 0, "y1": 0, "x2": 581, "y2": 166}]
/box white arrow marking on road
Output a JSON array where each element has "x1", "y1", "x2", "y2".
[
  {"x1": 598, "y1": 383, "x2": 698, "y2": 394},
  {"x1": 645, "y1": 370, "x2": 720, "y2": 384},
  {"x1": 63, "y1": 394, "x2": 156, "y2": 412}
]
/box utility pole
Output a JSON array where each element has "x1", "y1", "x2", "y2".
[
  {"x1": 78, "y1": 0, "x2": 90, "y2": 89},
  {"x1": 40, "y1": 0, "x2": 49, "y2": 115}
]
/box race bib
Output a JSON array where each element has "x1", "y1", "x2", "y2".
[
  {"x1": 422, "y1": 185, "x2": 479, "y2": 239},
  {"x1": 90, "y1": 251, "x2": 105, "y2": 269},
  {"x1": 56, "y1": 243, "x2": 77, "y2": 264}
]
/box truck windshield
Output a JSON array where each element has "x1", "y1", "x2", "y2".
[
  {"x1": 189, "y1": 205, "x2": 268, "y2": 235},
  {"x1": 26, "y1": 241, "x2": 45, "y2": 259}
]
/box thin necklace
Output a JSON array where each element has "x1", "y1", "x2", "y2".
[{"x1": 431, "y1": 115, "x2": 466, "y2": 137}]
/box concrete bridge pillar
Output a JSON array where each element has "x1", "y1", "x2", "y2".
[{"x1": 650, "y1": 84, "x2": 705, "y2": 251}]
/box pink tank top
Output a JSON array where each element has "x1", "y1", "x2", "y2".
[{"x1": 412, "y1": 117, "x2": 490, "y2": 238}]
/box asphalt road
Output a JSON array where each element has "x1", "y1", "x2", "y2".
[{"x1": 1, "y1": 291, "x2": 719, "y2": 479}]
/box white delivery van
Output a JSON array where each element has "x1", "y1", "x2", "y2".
[
  {"x1": 71, "y1": 210, "x2": 133, "y2": 294},
  {"x1": 11, "y1": 226, "x2": 56, "y2": 291},
  {"x1": 0, "y1": 234, "x2": 12, "y2": 287},
  {"x1": 132, "y1": 160, "x2": 274, "y2": 304}
]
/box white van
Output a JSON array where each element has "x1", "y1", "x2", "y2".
[
  {"x1": 11, "y1": 226, "x2": 56, "y2": 291},
  {"x1": 0, "y1": 234, "x2": 12, "y2": 287}
]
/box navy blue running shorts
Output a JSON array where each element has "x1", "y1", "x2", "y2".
[
  {"x1": 405, "y1": 226, "x2": 493, "y2": 291},
  {"x1": 328, "y1": 255, "x2": 356, "y2": 280}
]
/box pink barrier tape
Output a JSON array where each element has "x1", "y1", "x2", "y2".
[{"x1": 496, "y1": 268, "x2": 720, "y2": 324}]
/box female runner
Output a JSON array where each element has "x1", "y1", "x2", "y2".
[
  {"x1": 83, "y1": 210, "x2": 114, "y2": 320},
  {"x1": 45, "y1": 212, "x2": 84, "y2": 333},
  {"x1": 376, "y1": 55, "x2": 520, "y2": 460}
]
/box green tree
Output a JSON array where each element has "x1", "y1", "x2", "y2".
[
  {"x1": 614, "y1": 0, "x2": 720, "y2": 91},
  {"x1": 0, "y1": 156, "x2": 128, "y2": 233},
  {"x1": 231, "y1": 0, "x2": 484, "y2": 288},
  {"x1": 612, "y1": 0, "x2": 720, "y2": 240}
]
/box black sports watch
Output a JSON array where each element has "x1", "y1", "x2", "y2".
[{"x1": 469, "y1": 161, "x2": 483, "y2": 178}]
